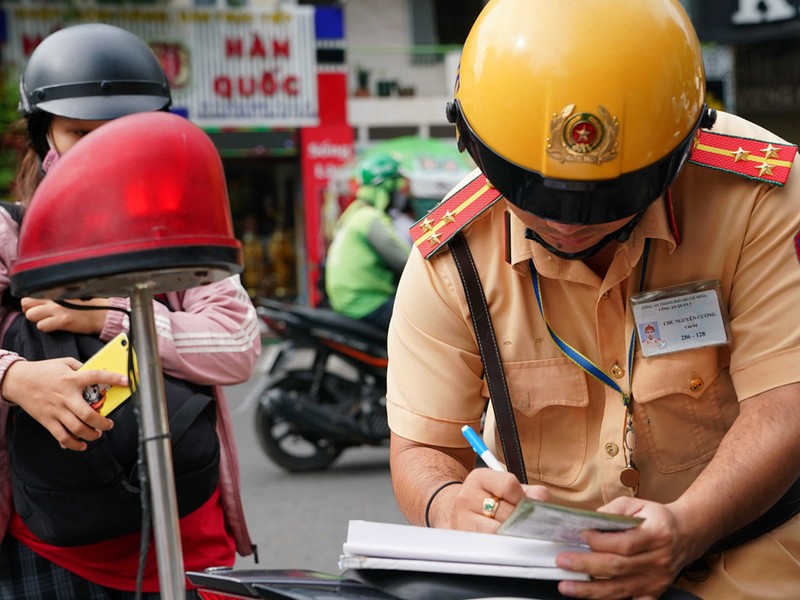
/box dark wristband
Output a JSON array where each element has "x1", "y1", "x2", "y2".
[{"x1": 424, "y1": 480, "x2": 461, "y2": 528}]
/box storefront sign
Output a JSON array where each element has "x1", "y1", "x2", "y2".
[
  {"x1": 693, "y1": 0, "x2": 800, "y2": 42},
  {"x1": 733, "y1": 0, "x2": 798, "y2": 24},
  {"x1": 4, "y1": 4, "x2": 319, "y2": 126},
  {"x1": 300, "y1": 124, "x2": 354, "y2": 307}
]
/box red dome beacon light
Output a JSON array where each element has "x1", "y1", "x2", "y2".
[
  {"x1": 12, "y1": 111, "x2": 242, "y2": 299},
  {"x1": 11, "y1": 111, "x2": 243, "y2": 599}
]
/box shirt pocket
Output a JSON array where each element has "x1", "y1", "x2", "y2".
[
  {"x1": 484, "y1": 357, "x2": 589, "y2": 486},
  {"x1": 631, "y1": 346, "x2": 737, "y2": 474}
]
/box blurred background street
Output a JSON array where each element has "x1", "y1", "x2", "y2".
[
  {"x1": 224, "y1": 350, "x2": 405, "y2": 575},
  {"x1": 2, "y1": 1, "x2": 753, "y2": 312}
]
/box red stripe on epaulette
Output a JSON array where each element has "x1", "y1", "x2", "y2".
[
  {"x1": 688, "y1": 130, "x2": 796, "y2": 186},
  {"x1": 795, "y1": 231, "x2": 800, "y2": 265},
  {"x1": 410, "y1": 172, "x2": 503, "y2": 259}
]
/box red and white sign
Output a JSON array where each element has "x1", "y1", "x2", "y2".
[
  {"x1": 300, "y1": 124, "x2": 354, "y2": 307},
  {"x1": 4, "y1": 5, "x2": 319, "y2": 127}
]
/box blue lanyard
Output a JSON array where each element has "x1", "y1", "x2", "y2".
[{"x1": 529, "y1": 239, "x2": 651, "y2": 407}]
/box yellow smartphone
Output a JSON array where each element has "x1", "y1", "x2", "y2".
[{"x1": 78, "y1": 333, "x2": 138, "y2": 417}]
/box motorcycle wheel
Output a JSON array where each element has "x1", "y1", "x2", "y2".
[{"x1": 255, "y1": 372, "x2": 353, "y2": 472}]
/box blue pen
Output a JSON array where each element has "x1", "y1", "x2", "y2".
[{"x1": 461, "y1": 425, "x2": 506, "y2": 472}]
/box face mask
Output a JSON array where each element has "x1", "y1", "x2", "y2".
[
  {"x1": 41, "y1": 148, "x2": 60, "y2": 174},
  {"x1": 41, "y1": 131, "x2": 61, "y2": 174}
]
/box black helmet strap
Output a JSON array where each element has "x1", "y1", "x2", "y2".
[
  {"x1": 524, "y1": 210, "x2": 645, "y2": 261},
  {"x1": 27, "y1": 80, "x2": 170, "y2": 108}
]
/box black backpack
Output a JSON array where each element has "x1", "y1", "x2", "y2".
[{"x1": 1, "y1": 203, "x2": 220, "y2": 547}]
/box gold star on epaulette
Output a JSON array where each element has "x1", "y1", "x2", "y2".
[
  {"x1": 757, "y1": 162, "x2": 774, "y2": 177},
  {"x1": 688, "y1": 129, "x2": 797, "y2": 187},
  {"x1": 761, "y1": 144, "x2": 780, "y2": 160},
  {"x1": 410, "y1": 171, "x2": 505, "y2": 259},
  {"x1": 733, "y1": 147, "x2": 749, "y2": 162}
]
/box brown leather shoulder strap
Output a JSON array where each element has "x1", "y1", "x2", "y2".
[{"x1": 449, "y1": 231, "x2": 527, "y2": 483}]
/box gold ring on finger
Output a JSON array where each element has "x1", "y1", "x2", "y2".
[{"x1": 481, "y1": 496, "x2": 500, "y2": 519}]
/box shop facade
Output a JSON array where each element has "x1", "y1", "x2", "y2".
[
  {"x1": 2, "y1": 2, "x2": 353, "y2": 305},
  {"x1": 691, "y1": 0, "x2": 800, "y2": 143},
  {"x1": 6, "y1": 0, "x2": 778, "y2": 307}
]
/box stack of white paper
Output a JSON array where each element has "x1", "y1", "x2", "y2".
[{"x1": 338, "y1": 520, "x2": 589, "y2": 581}]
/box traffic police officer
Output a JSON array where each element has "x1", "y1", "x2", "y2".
[{"x1": 387, "y1": 0, "x2": 800, "y2": 597}]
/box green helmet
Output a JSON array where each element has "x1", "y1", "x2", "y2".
[{"x1": 360, "y1": 154, "x2": 401, "y2": 187}]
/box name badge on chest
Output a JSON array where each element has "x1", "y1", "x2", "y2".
[{"x1": 629, "y1": 279, "x2": 731, "y2": 358}]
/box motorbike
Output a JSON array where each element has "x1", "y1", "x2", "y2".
[
  {"x1": 187, "y1": 567, "x2": 703, "y2": 600},
  {"x1": 249, "y1": 297, "x2": 390, "y2": 472}
]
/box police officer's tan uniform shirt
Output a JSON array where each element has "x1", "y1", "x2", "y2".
[{"x1": 387, "y1": 112, "x2": 800, "y2": 597}]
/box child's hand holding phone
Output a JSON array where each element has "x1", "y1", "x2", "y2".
[{"x1": 78, "y1": 333, "x2": 137, "y2": 417}]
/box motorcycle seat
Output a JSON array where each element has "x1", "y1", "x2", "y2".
[
  {"x1": 345, "y1": 569, "x2": 703, "y2": 600},
  {"x1": 292, "y1": 305, "x2": 388, "y2": 346}
]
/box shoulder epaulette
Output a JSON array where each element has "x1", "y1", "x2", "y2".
[
  {"x1": 409, "y1": 171, "x2": 503, "y2": 259},
  {"x1": 688, "y1": 129, "x2": 797, "y2": 186}
]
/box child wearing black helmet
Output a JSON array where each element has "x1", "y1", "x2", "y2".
[{"x1": 0, "y1": 23, "x2": 259, "y2": 599}]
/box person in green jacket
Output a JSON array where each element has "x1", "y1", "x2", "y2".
[{"x1": 325, "y1": 153, "x2": 411, "y2": 329}]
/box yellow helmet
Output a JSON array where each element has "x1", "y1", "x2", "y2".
[{"x1": 448, "y1": 0, "x2": 708, "y2": 224}]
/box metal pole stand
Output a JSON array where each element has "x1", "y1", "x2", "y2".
[{"x1": 130, "y1": 281, "x2": 186, "y2": 598}]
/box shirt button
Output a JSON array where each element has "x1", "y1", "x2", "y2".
[
  {"x1": 601, "y1": 291, "x2": 611, "y2": 299},
  {"x1": 605, "y1": 443, "x2": 619, "y2": 457},
  {"x1": 690, "y1": 377, "x2": 703, "y2": 392},
  {"x1": 611, "y1": 363, "x2": 625, "y2": 379}
]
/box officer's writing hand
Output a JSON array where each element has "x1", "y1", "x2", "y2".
[
  {"x1": 555, "y1": 496, "x2": 692, "y2": 599},
  {"x1": 447, "y1": 468, "x2": 550, "y2": 532},
  {"x1": 21, "y1": 297, "x2": 110, "y2": 335},
  {"x1": 2, "y1": 358, "x2": 126, "y2": 451}
]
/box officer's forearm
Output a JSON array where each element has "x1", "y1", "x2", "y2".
[{"x1": 389, "y1": 431, "x2": 473, "y2": 526}]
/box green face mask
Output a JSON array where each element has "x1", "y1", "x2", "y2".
[
  {"x1": 358, "y1": 176, "x2": 403, "y2": 212},
  {"x1": 357, "y1": 185, "x2": 391, "y2": 212}
]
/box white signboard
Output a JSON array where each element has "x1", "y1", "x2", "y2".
[{"x1": 4, "y1": 4, "x2": 319, "y2": 127}]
